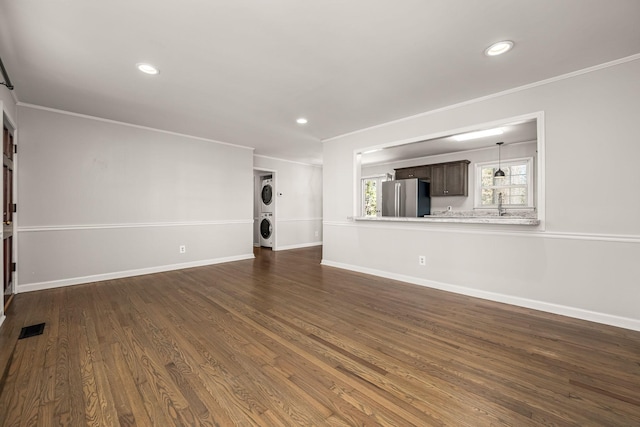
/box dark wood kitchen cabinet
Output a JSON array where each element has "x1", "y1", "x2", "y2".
[
  {"x1": 429, "y1": 160, "x2": 470, "y2": 196},
  {"x1": 395, "y1": 160, "x2": 469, "y2": 197},
  {"x1": 394, "y1": 165, "x2": 430, "y2": 180}
]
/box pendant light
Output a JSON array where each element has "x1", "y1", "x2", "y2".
[{"x1": 494, "y1": 142, "x2": 505, "y2": 178}]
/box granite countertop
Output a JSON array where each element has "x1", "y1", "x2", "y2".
[{"x1": 355, "y1": 210, "x2": 540, "y2": 225}]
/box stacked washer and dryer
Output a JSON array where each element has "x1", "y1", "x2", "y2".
[{"x1": 259, "y1": 177, "x2": 274, "y2": 247}]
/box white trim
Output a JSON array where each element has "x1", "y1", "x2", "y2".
[
  {"x1": 17, "y1": 103, "x2": 255, "y2": 151},
  {"x1": 253, "y1": 166, "x2": 277, "y2": 172},
  {"x1": 354, "y1": 151, "x2": 362, "y2": 218},
  {"x1": 1, "y1": 104, "x2": 18, "y2": 133},
  {"x1": 254, "y1": 154, "x2": 322, "y2": 168},
  {"x1": 361, "y1": 173, "x2": 391, "y2": 180},
  {"x1": 325, "y1": 53, "x2": 640, "y2": 143},
  {"x1": 11, "y1": 124, "x2": 19, "y2": 299},
  {"x1": 536, "y1": 115, "x2": 546, "y2": 228},
  {"x1": 17, "y1": 219, "x2": 253, "y2": 233},
  {"x1": 275, "y1": 217, "x2": 323, "y2": 223},
  {"x1": 532, "y1": 231, "x2": 640, "y2": 243},
  {"x1": 0, "y1": 314, "x2": 5, "y2": 329},
  {"x1": 275, "y1": 241, "x2": 323, "y2": 251},
  {"x1": 17, "y1": 253, "x2": 255, "y2": 293},
  {"x1": 320, "y1": 259, "x2": 640, "y2": 332},
  {"x1": 322, "y1": 220, "x2": 640, "y2": 244}
]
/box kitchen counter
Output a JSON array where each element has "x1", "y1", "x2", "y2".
[{"x1": 355, "y1": 212, "x2": 540, "y2": 225}]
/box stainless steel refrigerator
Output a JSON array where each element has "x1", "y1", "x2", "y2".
[{"x1": 381, "y1": 178, "x2": 431, "y2": 217}]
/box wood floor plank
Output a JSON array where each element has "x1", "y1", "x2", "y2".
[
  {"x1": 158, "y1": 306, "x2": 273, "y2": 425},
  {"x1": 198, "y1": 273, "x2": 505, "y2": 425},
  {"x1": 1, "y1": 291, "x2": 51, "y2": 427},
  {"x1": 1, "y1": 246, "x2": 639, "y2": 426},
  {"x1": 193, "y1": 280, "x2": 464, "y2": 426}
]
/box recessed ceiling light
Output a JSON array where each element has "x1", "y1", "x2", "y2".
[
  {"x1": 453, "y1": 128, "x2": 504, "y2": 141},
  {"x1": 136, "y1": 63, "x2": 160, "y2": 75},
  {"x1": 484, "y1": 40, "x2": 514, "y2": 56},
  {"x1": 296, "y1": 118, "x2": 308, "y2": 124}
]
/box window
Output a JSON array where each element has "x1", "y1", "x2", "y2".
[
  {"x1": 361, "y1": 175, "x2": 389, "y2": 216},
  {"x1": 475, "y1": 157, "x2": 534, "y2": 209}
]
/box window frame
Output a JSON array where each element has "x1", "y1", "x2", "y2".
[
  {"x1": 474, "y1": 156, "x2": 535, "y2": 209},
  {"x1": 361, "y1": 174, "x2": 389, "y2": 217}
]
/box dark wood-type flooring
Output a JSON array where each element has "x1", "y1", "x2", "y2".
[{"x1": 0, "y1": 246, "x2": 639, "y2": 426}]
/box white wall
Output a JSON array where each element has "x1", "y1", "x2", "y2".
[
  {"x1": 254, "y1": 156, "x2": 322, "y2": 250},
  {"x1": 17, "y1": 105, "x2": 255, "y2": 291},
  {"x1": 362, "y1": 141, "x2": 536, "y2": 212},
  {"x1": 0, "y1": 87, "x2": 17, "y2": 124},
  {"x1": 322, "y1": 57, "x2": 640, "y2": 331}
]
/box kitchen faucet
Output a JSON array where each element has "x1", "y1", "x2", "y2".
[{"x1": 498, "y1": 192, "x2": 507, "y2": 216}]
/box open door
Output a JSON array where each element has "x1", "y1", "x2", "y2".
[{"x1": 3, "y1": 121, "x2": 15, "y2": 309}]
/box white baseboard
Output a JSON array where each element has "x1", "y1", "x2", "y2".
[
  {"x1": 0, "y1": 314, "x2": 5, "y2": 329},
  {"x1": 275, "y1": 241, "x2": 323, "y2": 251},
  {"x1": 18, "y1": 253, "x2": 255, "y2": 293},
  {"x1": 320, "y1": 259, "x2": 640, "y2": 332}
]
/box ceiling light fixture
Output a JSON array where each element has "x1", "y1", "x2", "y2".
[
  {"x1": 494, "y1": 142, "x2": 506, "y2": 178},
  {"x1": 453, "y1": 127, "x2": 503, "y2": 141},
  {"x1": 296, "y1": 118, "x2": 308, "y2": 125},
  {"x1": 485, "y1": 40, "x2": 514, "y2": 56},
  {"x1": 136, "y1": 63, "x2": 160, "y2": 75}
]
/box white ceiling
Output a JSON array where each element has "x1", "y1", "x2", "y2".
[{"x1": 1, "y1": 1, "x2": 639, "y2": 165}]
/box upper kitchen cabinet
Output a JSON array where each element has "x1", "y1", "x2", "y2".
[
  {"x1": 394, "y1": 165, "x2": 430, "y2": 180},
  {"x1": 394, "y1": 160, "x2": 469, "y2": 196},
  {"x1": 429, "y1": 160, "x2": 470, "y2": 197}
]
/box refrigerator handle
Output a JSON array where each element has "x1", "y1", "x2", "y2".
[{"x1": 395, "y1": 182, "x2": 400, "y2": 217}]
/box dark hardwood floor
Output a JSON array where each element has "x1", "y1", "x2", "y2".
[{"x1": 0, "y1": 246, "x2": 639, "y2": 426}]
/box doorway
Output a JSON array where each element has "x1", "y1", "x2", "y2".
[
  {"x1": 253, "y1": 169, "x2": 276, "y2": 249},
  {"x1": 3, "y1": 119, "x2": 15, "y2": 310}
]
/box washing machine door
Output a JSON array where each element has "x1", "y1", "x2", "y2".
[
  {"x1": 261, "y1": 183, "x2": 273, "y2": 207},
  {"x1": 260, "y1": 218, "x2": 272, "y2": 238}
]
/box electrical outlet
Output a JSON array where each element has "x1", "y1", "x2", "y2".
[
  {"x1": 419, "y1": 255, "x2": 426, "y2": 266},
  {"x1": 179, "y1": 245, "x2": 186, "y2": 254},
  {"x1": 314, "y1": 230, "x2": 319, "y2": 237}
]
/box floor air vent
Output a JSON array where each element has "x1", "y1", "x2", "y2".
[{"x1": 18, "y1": 323, "x2": 45, "y2": 339}]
